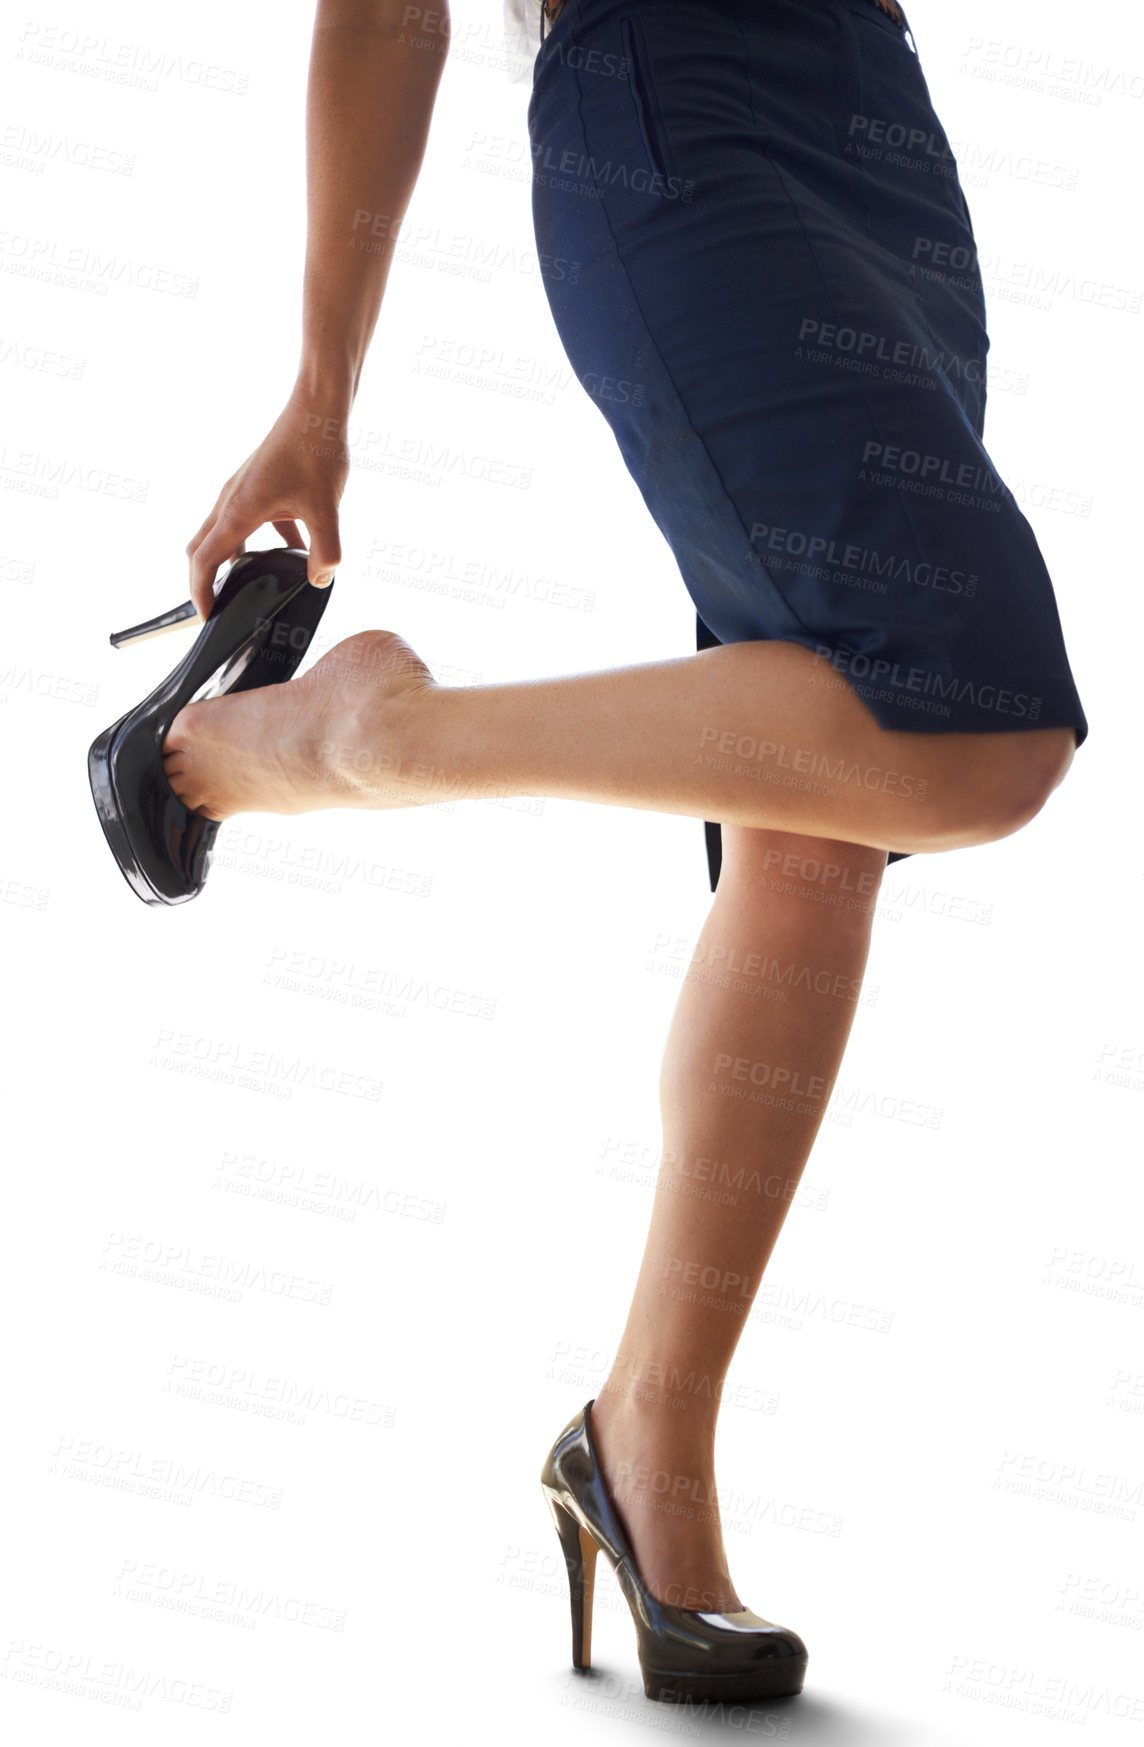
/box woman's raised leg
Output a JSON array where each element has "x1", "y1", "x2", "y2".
[{"x1": 163, "y1": 627, "x2": 1076, "y2": 856}]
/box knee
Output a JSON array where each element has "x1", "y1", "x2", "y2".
[
  {"x1": 920, "y1": 729, "x2": 1077, "y2": 850},
  {"x1": 983, "y1": 728, "x2": 1077, "y2": 843}
]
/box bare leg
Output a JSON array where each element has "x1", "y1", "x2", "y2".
[
  {"x1": 163, "y1": 629, "x2": 1076, "y2": 854},
  {"x1": 160, "y1": 630, "x2": 1055, "y2": 1611},
  {"x1": 587, "y1": 824, "x2": 887, "y2": 1610}
]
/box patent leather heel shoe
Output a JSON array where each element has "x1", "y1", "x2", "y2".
[
  {"x1": 541, "y1": 1399, "x2": 808, "y2": 1705},
  {"x1": 88, "y1": 548, "x2": 335, "y2": 906}
]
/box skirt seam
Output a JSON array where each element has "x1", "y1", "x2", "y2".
[
  {"x1": 763, "y1": 143, "x2": 962, "y2": 672},
  {"x1": 562, "y1": 52, "x2": 819, "y2": 643}
]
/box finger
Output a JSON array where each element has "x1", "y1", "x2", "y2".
[
  {"x1": 301, "y1": 514, "x2": 341, "y2": 588},
  {"x1": 185, "y1": 494, "x2": 226, "y2": 562},
  {"x1": 188, "y1": 515, "x2": 249, "y2": 621},
  {"x1": 272, "y1": 519, "x2": 307, "y2": 551}
]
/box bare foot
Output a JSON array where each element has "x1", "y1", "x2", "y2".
[
  {"x1": 588, "y1": 1395, "x2": 744, "y2": 1612},
  {"x1": 161, "y1": 629, "x2": 438, "y2": 820}
]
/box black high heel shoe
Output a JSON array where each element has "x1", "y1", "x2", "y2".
[
  {"x1": 541, "y1": 1399, "x2": 808, "y2": 1704},
  {"x1": 88, "y1": 548, "x2": 335, "y2": 906}
]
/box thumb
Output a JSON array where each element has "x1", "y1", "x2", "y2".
[{"x1": 306, "y1": 518, "x2": 341, "y2": 589}]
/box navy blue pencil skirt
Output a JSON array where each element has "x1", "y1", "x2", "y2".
[{"x1": 527, "y1": 0, "x2": 1089, "y2": 888}]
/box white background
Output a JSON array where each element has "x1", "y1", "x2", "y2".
[{"x1": 1, "y1": 1, "x2": 1141, "y2": 1741}]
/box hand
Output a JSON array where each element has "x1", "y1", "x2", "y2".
[{"x1": 184, "y1": 380, "x2": 351, "y2": 622}]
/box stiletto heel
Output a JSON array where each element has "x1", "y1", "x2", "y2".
[
  {"x1": 541, "y1": 1399, "x2": 808, "y2": 1704},
  {"x1": 545, "y1": 1491, "x2": 600, "y2": 1669},
  {"x1": 88, "y1": 548, "x2": 335, "y2": 906},
  {"x1": 109, "y1": 599, "x2": 201, "y2": 648}
]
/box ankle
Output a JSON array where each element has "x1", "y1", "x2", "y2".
[
  {"x1": 594, "y1": 1377, "x2": 722, "y2": 1442},
  {"x1": 412, "y1": 682, "x2": 509, "y2": 808}
]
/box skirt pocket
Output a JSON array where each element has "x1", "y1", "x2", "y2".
[{"x1": 619, "y1": 11, "x2": 681, "y2": 185}]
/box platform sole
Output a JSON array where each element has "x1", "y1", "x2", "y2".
[
  {"x1": 88, "y1": 718, "x2": 208, "y2": 905},
  {"x1": 641, "y1": 1655, "x2": 808, "y2": 1704}
]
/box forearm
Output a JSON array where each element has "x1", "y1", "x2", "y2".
[{"x1": 297, "y1": 0, "x2": 450, "y2": 407}]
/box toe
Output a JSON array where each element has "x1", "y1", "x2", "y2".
[{"x1": 162, "y1": 699, "x2": 202, "y2": 757}]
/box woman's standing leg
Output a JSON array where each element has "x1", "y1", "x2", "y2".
[{"x1": 588, "y1": 823, "x2": 887, "y2": 1611}]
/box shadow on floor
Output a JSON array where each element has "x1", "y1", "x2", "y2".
[{"x1": 559, "y1": 1664, "x2": 925, "y2": 1743}]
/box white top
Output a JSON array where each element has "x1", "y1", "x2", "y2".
[{"x1": 502, "y1": 0, "x2": 545, "y2": 83}]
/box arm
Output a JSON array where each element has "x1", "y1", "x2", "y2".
[
  {"x1": 299, "y1": 0, "x2": 451, "y2": 402},
  {"x1": 185, "y1": 0, "x2": 451, "y2": 618}
]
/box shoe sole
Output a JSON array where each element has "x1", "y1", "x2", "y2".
[
  {"x1": 87, "y1": 584, "x2": 294, "y2": 904},
  {"x1": 88, "y1": 716, "x2": 210, "y2": 906},
  {"x1": 641, "y1": 1657, "x2": 808, "y2": 1703}
]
